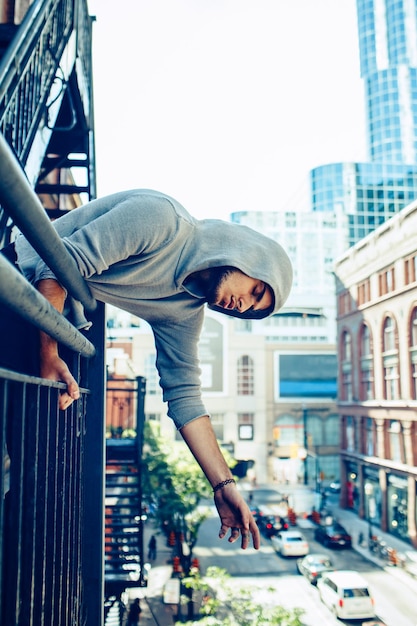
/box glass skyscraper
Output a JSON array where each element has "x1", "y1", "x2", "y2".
[{"x1": 311, "y1": 0, "x2": 417, "y2": 247}]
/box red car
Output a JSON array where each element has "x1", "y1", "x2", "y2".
[{"x1": 314, "y1": 522, "x2": 352, "y2": 549}]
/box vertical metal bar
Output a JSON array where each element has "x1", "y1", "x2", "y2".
[
  {"x1": 136, "y1": 376, "x2": 146, "y2": 587},
  {"x1": 81, "y1": 302, "x2": 106, "y2": 625},
  {"x1": 0, "y1": 379, "x2": 8, "y2": 621}
]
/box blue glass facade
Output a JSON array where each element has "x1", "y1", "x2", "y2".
[
  {"x1": 311, "y1": 161, "x2": 417, "y2": 246},
  {"x1": 357, "y1": 0, "x2": 417, "y2": 163},
  {"x1": 311, "y1": 1, "x2": 417, "y2": 246}
]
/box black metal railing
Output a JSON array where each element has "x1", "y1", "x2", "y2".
[
  {"x1": 105, "y1": 377, "x2": 148, "y2": 598},
  {"x1": 0, "y1": 0, "x2": 90, "y2": 165},
  {"x1": 0, "y1": 0, "x2": 105, "y2": 618},
  {"x1": 0, "y1": 182, "x2": 105, "y2": 625},
  {"x1": 0, "y1": 0, "x2": 96, "y2": 249}
]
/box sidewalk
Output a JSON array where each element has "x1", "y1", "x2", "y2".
[
  {"x1": 122, "y1": 523, "x2": 178, "y2": 626},
  {"x1": 123, "y1": 483, "x2": 417, "y2": 625}
]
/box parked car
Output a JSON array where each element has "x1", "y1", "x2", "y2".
[
  {"x1": 270, "y1": 530, "x2": 309, "y2": 557},
  {"x1": 252, "y1": 505, "x2": 289, "y2": 537},
  {"x1": 258, "y1": 514, "x2": 289, "y2": 538},
  {"x1": 314, "y1": 522, "x2": 352, "y2": 549},
  {"x1": 317, "y1": 570, "x2": 375, "y2": 620},
  {"x1": 296, "y1": 553, "x2": 334, "y2": 585},
  {"x1": 326, "y1": 481, "x2": 341, "y2": 494}
]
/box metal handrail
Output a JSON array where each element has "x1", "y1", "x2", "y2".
[
  {"x1": 0, "y1": 134, "x2": 96, "y2": 312},
  {"x1": 0, "y1": 255, "x2": 94, "y2": 357},
  {"x1": 0, "y1": 0, "x2": 75, "y2": 163}
]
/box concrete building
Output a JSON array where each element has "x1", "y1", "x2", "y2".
[{"x1": 335, "y1": 197, "x2": 417, "y2": 547}]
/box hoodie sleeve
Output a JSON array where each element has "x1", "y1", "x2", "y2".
[
  {"x1": 16, "y1": 193, "x2": 180, "y2": 284},
  {"x1": 151, "y1": 311, "x2": 208, "y2": 429}
]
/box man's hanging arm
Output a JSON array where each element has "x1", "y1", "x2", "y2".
[{"x1": 180, "y1": 415, "x2": 261, "y2": 550}]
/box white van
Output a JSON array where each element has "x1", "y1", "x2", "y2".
[{"x1": 317, "y1": 570, "x2": 375, "y2": 620}]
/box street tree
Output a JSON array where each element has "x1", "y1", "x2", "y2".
[{"x1": 179, "y1": 566, "x2": 304, "y2": 625}]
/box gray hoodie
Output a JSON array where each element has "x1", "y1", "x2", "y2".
[{"x1": 15, "y1": 189, "x2": 292, "y2": 428}]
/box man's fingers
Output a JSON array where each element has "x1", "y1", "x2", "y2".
[
  {"x1": 67, "y1": 379, "x2": 80, "y2": 400},
  {"x1": 241, "y1": 530, "x2": 251, "y2": 549},
  {"x1": 228, "y1": 527, "x2": 241, "y2": 543},
  {"x1": 59, "y1": 379, "x2": 79, "y2": 410},
  {"x1": 250, "y1": 524, "x2": 261, "y2": 550},
  {"x1": 59, "y1": 392, "x2": 75, "y2": 411}
]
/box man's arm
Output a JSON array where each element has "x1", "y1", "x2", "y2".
[
  {"x1": 37, "y1": 279, "x2": 80, "y2": 410},
  {"x1": 180, "y1": 415, "x2": 261, "y2": 550}
]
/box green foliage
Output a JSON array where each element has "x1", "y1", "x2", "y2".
[
  {"x1": 176, "y1": 567, "x2": 304, "y2": 626},
  {"x1": 141, "y1": 422, "x2": 211, "y2": 537}
]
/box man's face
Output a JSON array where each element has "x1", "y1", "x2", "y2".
[{"x1": 207, "y1": 268, "x2": 273, "y2": 315}]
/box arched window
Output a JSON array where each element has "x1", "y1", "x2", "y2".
[
  {"x1": 383, "y1": 316, "x2": 396, "y2": 352},
  {"x1": 360, "y1": 323, "x2": 374, "y2": 400},
  {"x1": 237, "y1": 355, "x2": 254, "y2": 395},
  {"x1": 365, "y1": 417, "x2": 376, "y2": 456},
  {"x1": 382, "y1": 316, "x2": 400, "y2": 400},
  {"x1": 306, "y1": 414, "x2": 322, "y2": 447},
  {"x1": 274, "y1": 414, "x2": 303, "y2": 447},
  {"x1": 388, "y1": 420, "x2": 405, "y2": 463},
  {"x1": 341, "y1": 330, "x2": 352, "y2": 401},
  {"x1": 409, "y1": 308, "x2": 417, "y2": 400}
]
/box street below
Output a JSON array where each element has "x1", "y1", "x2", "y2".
[{"x1": 192, "y1": 488, "x2": 417, "y2": 626}]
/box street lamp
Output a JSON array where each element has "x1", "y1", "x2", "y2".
[{"x1": 302, "y1": 405, "x2": 308, "y2": 485}]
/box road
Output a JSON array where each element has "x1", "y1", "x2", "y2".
[{"x1": 193, "y1": 495, "x2": 417, "y2": 626}]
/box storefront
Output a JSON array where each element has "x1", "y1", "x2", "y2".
[
  {"x1": 363, "y1": 467, "x2": 382, "y2": 526},
  {"x1": 345, "y1": 461, "x2": 360, "y2": 512},
  {"x1": 387, "y1": 473, "x2": 409, "y2": 542}
]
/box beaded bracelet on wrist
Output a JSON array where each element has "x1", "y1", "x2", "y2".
[{"x1": 213, "y1": 478, "x2": 236, "y2": 493}]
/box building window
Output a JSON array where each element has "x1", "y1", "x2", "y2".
[
  {"x1": 404, "y1": 253, "x2": 417, "y2": 285},
  {"x1": 409, "y1": 308, "x2": 417, "y2": 400},
  {"x1": 338, "y1": 289, "x2": 353, "y2": 316},
  {"x1": 210, "y1": 413, "x2": 224, "y2": 441},
  {"x1": 378, "y1": 265, "x2": 395, "y2": 296},
  {"x1": 306, "y1": 415, "x2": 322, "y2": 447},
  {"x1": 237, "y1": 355, "x2": 254, "y2": 395},
  {"x1": 323, "y1": 415, "x2": 339, "y2": 446},
  {"x1": 274, "y1": 415, "x2": 304, "y2": 447},
  {"x1": 383, "y1": 316, "x2": 396, "y2": 352},
  {"x1": 235, "y1": 319, "x2": 252, "y2": 332},
  {"x1": 345, "y1": 416, "x2": 357, "y2": 452},
  {"x1": 358, "y1": 278, "x2": 371, "y2": 305},
  {"x1": 365, "y1": 417, "x2": 376, "y2": 456},
  {"x1": 388, "y1": 420, "x2": 405, "y2": 463},
  {"x1": 146, "y1": 413, "x2": 160, "y2": 422},
  {"x1": 341, "y1": 330, "x2": 352, "y2": 401},
  {"x1": 144, "y1": 353, "x2": 158, "y2": 395},
  {"x1": 382, "y1": 316, "x2": 400, "y2": 400},
  {"x1": 360, "y1": 323, "x2": 374, "y2": 400},
  {"x1": 238, "y1": 413, "x2": 254, "y2": 440}
]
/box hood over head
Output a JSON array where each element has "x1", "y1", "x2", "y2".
[{"x1": 181, "y1": 219, "x2": 293, "y2": 320}]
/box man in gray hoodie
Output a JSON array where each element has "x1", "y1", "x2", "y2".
[{"x1": 10, "y1": 189, "x2": 293, "y2": 550}]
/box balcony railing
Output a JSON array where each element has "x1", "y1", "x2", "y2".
[
  {"x1": 0, "y1": 134, "x2": 106, "y2": 624},
  {"x1": 0, "y1": 136, "x2": 106, "y2": 623}
]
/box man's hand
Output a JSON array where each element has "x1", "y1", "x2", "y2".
[
  {"x1": 40, "y1": 352, "x2": 80, "y2": 410},
  {"x1": 214, "y1": 482, "x2": 261, "y2": 550},
  {"x1": 180, "y1": 415, "x2": 261, "y2": 550}
]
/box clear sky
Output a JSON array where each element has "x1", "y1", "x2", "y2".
[{"x1": 88, "y1": 0, "x2": 367, "y2": 220}]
